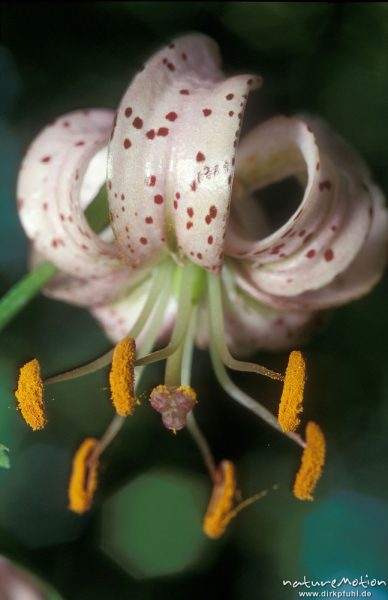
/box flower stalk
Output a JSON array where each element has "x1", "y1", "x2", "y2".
[
  {"x1": 0, "y1": 261, "x2": 57, "y2": 331},
  {"x1": 0, "y1": 184, "x2": 110, "y2": 332}
]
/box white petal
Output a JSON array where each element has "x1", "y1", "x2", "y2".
[
  {"x1": 232, "y1": 184, "x2": 387, "y2": 310},
  {"x1": 195, "y1": 274, "x2": 316, "y2": 356},
  {"x1": 29, "y1": 248, "x2": 146, "y2": 307},
  {"x1": 91, "y1": 278, "x2": 177, "y2": 344},
  {"x1": 108, "y1": 34, "x2": 260, "y2": 272},
  {"x1": 17, "y1": 110, "x2": 123, "y2": 279},
  {"x1": 229, "y1": 116, "x2": 380, "y2": 297}
]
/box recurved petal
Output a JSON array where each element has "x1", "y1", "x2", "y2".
[
  {"x1": 29, "y1": 248, "x2": 142, "y2": 307},
  {"x1": 17, "y1": 110, "x2": 123, "y2": 279},
  {"x1": 232, "y1": 184, "x2": 387, "y2": 311},
  {"x1": 108, "y1": 33, "x2": 260, "y2": 273},
  {"x1": 287, "y1": 183, "x2": 388, "y2": 309},
  {"x1": 41, "y1": 265, "x2": 147, "y2": 308},
  {"x1": 227, "y1": 116, "x2": 380, "y2": 298}
]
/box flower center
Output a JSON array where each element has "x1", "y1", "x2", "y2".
[{"x1": 14, "y1": 254, "x2": 324, "y2": 532}]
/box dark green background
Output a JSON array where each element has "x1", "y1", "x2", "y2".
[{"x1": 0, "y1": 3, "x2": 387, "y2": 599}]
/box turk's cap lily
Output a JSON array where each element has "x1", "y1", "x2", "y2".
[
  {"x1": 13, "y1": 32, "x2": 385, "y2": 536},
  {"x1": 16, "y1": 33, "x2": 387, "y2": 353}
]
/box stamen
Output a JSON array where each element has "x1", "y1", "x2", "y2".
[
  {"x1": 203, "y1": 460, "x2": 236, "y2": 539},
  {"x1": 109, "y1": 337, "x2": 138, "y2": 416},
  {"x1": 180, "y1": 307, "x2": 217, "y2": 479},
  {"x1": 68, "y1": 437, "x2": 99, "y2": 514},
  {"x1": 209, "y1": 335, "x2": 306, "y2": 448},
  {"x1": 15, "y1": 359, "x2": 47, "y2": 430},
  {"x1": 186, "y1": 412, "x2": 217, "y2": 480},
  {"x1": 149, "y1": 385, "x2": 197, "y2": 432},
  {"x1": 294, "y1": 421, "x2": 326, "y2": 501},
  {"x1": 203, "y1": 460, "x2": 274, "y2": 539},
  {"x1": 44, "y1": 260, "x2": 174, "y2": 386},
  {"x1": 278, "y1": 350, "x2": 306, "y2": 432},
  {"x1": 91, "y1": 273, "x2": 175, "y2": 459},
  {"x1": 207, "y1": 273, "x2": 284, "y2": 382}
]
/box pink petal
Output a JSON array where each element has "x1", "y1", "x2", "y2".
[
  {"x1": 35, "y1": 258, "x2": 147, "y2": 308},
  {"x1": 17, "y1": 109, "x2": 123, "y2": 279},
  {"x1": 228, "y1": 116, "x2": 382, "y2": 298},
  {"x1": 108, "y1": 34, "x2": 260, "y2": 272},
  {"x1": 287, "y1": 183, "x2": 388, "y2": 309},
  {"x1": 232, "y1": 184, "x2": 387, "y2": 311}
]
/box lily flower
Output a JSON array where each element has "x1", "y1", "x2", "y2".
[{"x1": 13, "y1": 34, "x2": 387, "y2": 533}]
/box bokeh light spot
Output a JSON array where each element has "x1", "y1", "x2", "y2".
[
  {"x1": 101, "y1": 469, "x2": 208, "y2": 579},
  {"x1": 303, "y1": 491, "x2": 388, "y2": 581}
]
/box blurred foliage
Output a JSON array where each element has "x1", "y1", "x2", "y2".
[
  {"x1": 0, "y1": 444, "x2": 10, "y2": 469},
  {"x1": 0, "y1": 3, "x2": 387, "y2": 600},
  {"x1": 101, "y1": 469, "x2": 209, "y2": 578}
]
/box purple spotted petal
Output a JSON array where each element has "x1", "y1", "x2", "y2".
[
  {"x1": 149, "y1": 385, "x2": 197, "y2": 431},
  {"x1": 227, "y1": 116, "x2": 385, "y2": 301},
  {"x1": 17, "y1": 109, "x2": 124, "y2": 279},
  {"x1": 108, "y1": 33, "x2": 261, "y2": 273}
]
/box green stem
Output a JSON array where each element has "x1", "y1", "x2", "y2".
[
  {"x1": 0, "y1": 261, "x2": 58, "y2": 331},
  {"x1": 0, "y1": 185, "x2": 110, "y2": 333}
]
